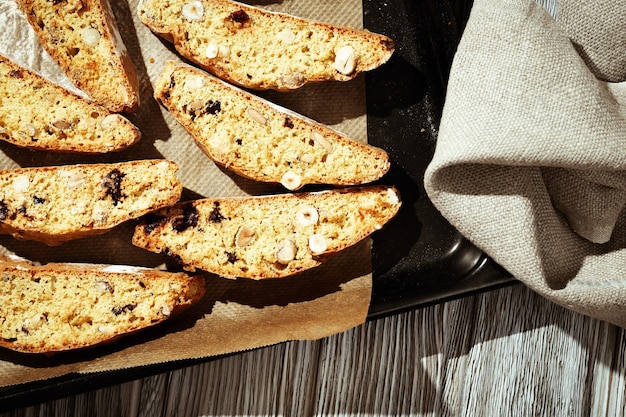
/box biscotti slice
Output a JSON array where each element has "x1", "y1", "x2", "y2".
[
  {"x1": 132, "y1": 185, "x2": 401, "y2": 279},
  {"x1": 0, "y1": 54, "x2": 140, "y2": 153},
  {"x1": 0, "y1": 159, "x2": 182, "y2": 245},
  {"x1": 18, "y1": 0, "x2": 140, "y2": 113},
  {"x1": 155, "y1": 61, "x2": 390, "y2": 190},
  {"x1": 138, "y1": 0, "x2": 394, "y2": 90},
  {"x1": 0, "y1": 255, "x2": 205, "y2": 353}
]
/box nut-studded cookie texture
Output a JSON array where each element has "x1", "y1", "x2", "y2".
[
  {"x1": 0, "y1": 255, "x2": 205, "y2": 353},
  {"x1": 0, "y1": 54, "x2": 140, "y2": 153},
  {"x1": 154, "y1": 61, "x2": 391, "y2": 190},
  {"x1": 138, "y1": 0, "x2": 395, "y2": 90},
  {"x1": 0, "y1": 160, "x2": 182, "y2": 246},
  {"x1": 132, "y1": 185, "x2": 401, "y2": 279},
  {"x1": 18, "y1": 0, "x2": 140, "y2": 112}
]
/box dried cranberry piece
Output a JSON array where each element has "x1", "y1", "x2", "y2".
[
  {"x1": 8, "y1": 70, "x2": 23, "y2": 79},
  {"x1": 172, "y1": 203, "x2": 199, "y2": 232},
  {"x1": 225, "y1": 251, "x2": 238, "y2": 264},
  {"x1": 229, "y1": 9, "x2": 249, "y2": 23},
  {"x1": 102, "y1": 169, "x2": 126, "y2": 205},
  {"x1": 143, "y1": 213, "x2": 168, "y2": 234},
  {"x1": 183, "y1": 203, "x2": 199, "y2": 227},
  {"x1": 112, "y1": 304, "x2": 136, "y2": 316},
  {"x1": 208, "y1": 201, "x2": 226, "y2": 223},
  {"x1": 206, "y1": 100, "x2": 221, "y2": 115}
]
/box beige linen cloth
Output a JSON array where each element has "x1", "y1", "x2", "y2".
[{"x1": 424, "y1": 0, "x2": 626, "y2": 327}]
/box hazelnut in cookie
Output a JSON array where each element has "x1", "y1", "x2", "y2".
[
  {"x1": 132, "y1": 185, "x2": 401, "y2": 279},
  {"x1": 0, "y1": 54, "x2": 140, "y2": 153},
  {"x1": 154, "y1": 61, "x2": 390, "y2": 190},
  {"x1": 18, "y1": 0, "x2": 140, "y2": 112},
  {"x1": 0, "y1": 254, "x2": 205, "y2": 353},
  {"x1": 0, "y1": 160, "x2": 182, "y2": 245},
  {"x1": 138, "y1": 0, "x2": 394, "y2": 90}
]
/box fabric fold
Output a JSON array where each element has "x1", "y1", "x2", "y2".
[{"x1": 425, "y1": 0, "x2": 626, "y2": 327}]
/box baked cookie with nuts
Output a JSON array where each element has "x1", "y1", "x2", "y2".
[
  {"x1": 138, "y1": 0, "x2": 394, "y2": 90},
  {"x1": 0, "y1": 54, "x2": 140, "y2": 153},
  {"x1": 18, "y1": 0, "x2": 140, "y2": 113},
  {"x1": 0, "y1": 160, "x2": 182, "y2": 245},
  {"x1": 132, "y1": 185, "x2": 401, "y2": 279},
  {"x1": 0, "y1": 254, "x2": 205, "y2": 353},
  {"x1": 154, "y1": 61, "x2": 390, "y2": 190}
]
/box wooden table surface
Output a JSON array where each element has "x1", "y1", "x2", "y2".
[{"x1": 2, "y1": 282, "x2": 624, "y2": 416}]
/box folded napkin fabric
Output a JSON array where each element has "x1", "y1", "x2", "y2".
[{"x1": 424, "y1": 0, "x2": 626, "y2": 327}]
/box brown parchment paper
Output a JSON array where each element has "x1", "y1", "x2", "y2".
[{"x1": 0, "y1": 0, "x2": 372, "y2": 387}]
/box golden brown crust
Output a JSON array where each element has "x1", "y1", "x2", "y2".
[
  {"x1": 0, "y1": 53, "x2": 140, "y2": 153},
  {"x1": 154, "y1": 61, "x2": 391, "y2": 189},
  {"x1": 0, "y1": 254, "x2": 205, "y2": 353},
  {"x1": 138, "y1": 0, "x2": 395, "y2": 90},
  {"x1": 132, "y1": 185, "x2": 401, "y2": 279},
  {"x1": 0, "y1": 160, "x2": 182, "y2": 246},
  {"x1": 18, "y1": 0, "x2": 140, "y2": 112}
]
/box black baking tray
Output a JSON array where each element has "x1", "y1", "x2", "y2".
[
  {"x1": 0, "y1": 0, "x2": 514, "y2": 411},
  {"x1": 364, "y1": 0, "x2": 514, "y2": 319}
]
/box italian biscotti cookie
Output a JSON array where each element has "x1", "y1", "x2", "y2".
[
  {"x1": 0, "y1": 160, "x2": 182, "y2": 245},
  {"x1": 0, "y1": 254, "x2": 205, "y2": 353},
  {"x1": 154, "y1": 61, "x2": 390, "y2": 190},
  {"x1": 132, "y1": 185, "x2": 401, "y2": 279},
  {"x1": 18, "y1": 0, "x2": 140, "y2": 113},
  {"x1": 0, "y1": 54, "x2": 140, "y2": 153},
  {"x1": 138, "y1": 0, "x2": 394, "y2": 90}
]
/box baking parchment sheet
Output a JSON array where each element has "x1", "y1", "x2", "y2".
[{"x1": 0, "y1": 0, "x2": 373, "y2": 387}]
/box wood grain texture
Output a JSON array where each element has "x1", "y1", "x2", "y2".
[{"x1": 2, "y1": 283, "x2": 625, "y2": 416}]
